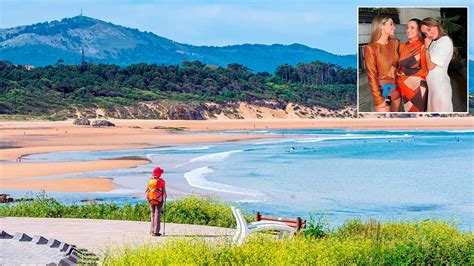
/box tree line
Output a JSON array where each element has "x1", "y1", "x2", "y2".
[{"x1": 0, "y1": 60, "x2": 356, "y2": 115}]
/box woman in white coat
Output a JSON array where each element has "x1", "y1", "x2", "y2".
[{"x1": 421, "y1": 17, "x2": 454, "y2": 112}]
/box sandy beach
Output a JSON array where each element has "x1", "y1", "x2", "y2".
[
  {"x1": 1, "y1": 178, "x2": 116, "y2": 192},
  {"x1": 1, "y1": 117, "x2": 473, "y2": 193},
  {"x1": 0, "y1": 159, "x2": 150, "y2": 179}
]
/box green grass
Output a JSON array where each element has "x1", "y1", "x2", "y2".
[
  {"x1": 0, "y1": 114, "x2": 38, "y2": 121},
  {"x1": 152, "y1": 126, "x2": 188, "y2": 131},
  {"x1": 41, "y1": 114, "x2": 69, "y2": 121},
  {"x1": 0, "y1": 114, "x2": 69, "y2": 121},
  {"x1": 0, "y1": 194, "x2": 252, "y2": 228},
  {"x1": 102, "y1": 220, "x2": 473, "y2": 265},
  {"x1": 2, "y1": 193, "x2": 472, "y2": 264}
]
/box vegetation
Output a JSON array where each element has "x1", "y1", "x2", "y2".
[
  {"x1": 0, "y1": 194, "x2": 253, "y2": 228},
  {"x1": 0, "y1": 16, "x2": 356, "y2": 71},
  {"x1": 303, "y1": 212, "x2": 330, "y2": 238},
  {"x1": 152, "y1": 126, "x2": 188, "y2": 131},
  {"x1": 359, "y1": 8, "x2": 400, "y2": 24},
  {"x1": 43, "y1": 114, "x2": 68, "y2": 121},
  {"x1": 0, "y1": 60, "x2": 356, "y2": 116},
  {"x1": 2, "y1": 193, "x2": 472, "y2": 264},
  {"x1": 0, "y1": 114, "x2": 42, "y2": 121},
  {"x1": 102, "y1": 220, "x2": 473, "y2": 265}
]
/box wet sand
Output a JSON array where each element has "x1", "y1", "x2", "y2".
[{"x1": 2, "y1": 178, "x2": 116, "y2": 192}]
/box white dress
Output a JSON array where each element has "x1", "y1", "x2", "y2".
[{"x1": 426, "y1": 36, "x2": 453, "y2": 112}]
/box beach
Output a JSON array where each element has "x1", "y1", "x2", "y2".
[{"x1": 1, "y1": 117, "x2": 473, "y2": 193}]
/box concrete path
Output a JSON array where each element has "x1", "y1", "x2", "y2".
[
  {"x1": 1, "y1": 217, "x2": 235, "y2": 257},
  {"x1": 0, "y1": 233, "x2": 71, "y2": 265}
]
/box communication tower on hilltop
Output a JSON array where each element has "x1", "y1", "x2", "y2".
[{"x1": 81, "y1": 47, "x2": 85, "y2": 64}]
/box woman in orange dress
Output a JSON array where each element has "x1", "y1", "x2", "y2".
[
  {"x1": 397, "y1": 18, "x2": 428, "y2": 112},
  {"x1": 364, "y1": 15, "x2": 401, "y2": 112}
]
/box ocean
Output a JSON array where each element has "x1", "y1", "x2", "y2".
[{"x1": 6, "y1": 129, "x2": 473, "y2": 230}]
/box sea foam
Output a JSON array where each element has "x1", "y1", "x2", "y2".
[
  {"x1": 189, "y1": 150, "x2": 243, "y2": 163},
  {"x1": 184, "y1": 166, "x2": 263, "y2": 197}
]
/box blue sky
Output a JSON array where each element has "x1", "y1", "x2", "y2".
[{"x1": 1, "y1": 0, "x2": 472, "y2": 56}]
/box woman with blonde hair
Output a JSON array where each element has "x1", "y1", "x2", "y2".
[
  {"x1": 397, "y1": 18, "x2": 429, "y2": 112},
  {"x1": 421, "y1": 17, "x2": 454, "y2": 112},
  {"x1": 364, "y1": 15, "x2": 401, "y2": 112}
]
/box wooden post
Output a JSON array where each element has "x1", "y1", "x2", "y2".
[
  {"x1": 296, "y1": 217, "x2": 302, "y2": 231},
  {"x1": 256, "y1": 212, "x2": 261, "y2": 222}
]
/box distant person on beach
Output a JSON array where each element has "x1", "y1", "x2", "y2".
[
  {"x1": 145, "y1": 167, "x2": 167, "y2": 236},
  {"x1": 364, "y1": 15, "x2": 401, "y2": 112},
  {"x1": 421, "y1": 17, "x2": 454, "y2": 112}
]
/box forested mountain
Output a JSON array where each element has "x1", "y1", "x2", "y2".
[
  {"x1": 0, "y1": 16, "x2": 356, "y2": 72},
  {"x1": 0, "y1": 60, "x2": 356, "y2": 118}
]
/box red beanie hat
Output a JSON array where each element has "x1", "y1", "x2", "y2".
[{"x1": 153, "y1": 167, "x2": 164, "y2": 177}]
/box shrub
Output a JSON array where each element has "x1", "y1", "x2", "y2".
[
  {"x1": 102, "y1": 221, "x2": 474, "y2": 265},
  {"x1": 303, "y1": 212, "x2": 330, "y2": 238},
  {"x1": 43, "y1": 114, "x2": 68, "y2": 121},
  {"x1": 0, "y1": 194, "x2": 252, "y2": 228},
  {"x1": 151, "y1": 126, "x2": 187, "y2": 131},
  {"x1": 2, "y1": 193, "x2": 472, "y2": 264}
]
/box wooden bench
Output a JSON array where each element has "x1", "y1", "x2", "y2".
[
  {"x1": 231, "y1": 207, "x2": 296, "y2": 246},
  {"x1": 256, "y1": 212, "x2": 306, "y2": 232}
]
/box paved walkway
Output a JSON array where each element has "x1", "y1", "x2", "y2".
[
  {"x1": 0, "y1": 234, "x2": 70, "y2": 265},
  {"x1": 1, "y1": 217, "x2": 235, "y2": 258}
]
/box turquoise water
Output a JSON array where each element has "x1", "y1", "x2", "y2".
[{"x1": 8, "y1": 129, "x2": 474, "y2": 229}]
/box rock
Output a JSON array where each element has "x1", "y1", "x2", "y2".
[
  {"x1": 67, "y1": 101, "x2": 358, "y2": 120},
  {"x1": 0, "y1": 194, "x2": 9, "y2": 202},
  {"x1": 91, "y1": 120, "x2": 115, "y2": 127},
  {"x1": 73, "y1": 118, "x2": 90, "y2": 125},
  {"x1": 0, "y1": 194, "x2": 33, "y2": 203},
  {"x1": 80, "y1": 198, "x2": 104, "y2": 203}
]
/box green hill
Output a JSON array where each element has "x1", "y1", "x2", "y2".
[{"x1": 0, "y1": 16, "x2": 355, "y2": 72}]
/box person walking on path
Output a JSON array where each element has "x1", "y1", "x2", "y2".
[{"x1": 146, "y1": 167, "x2": 167, "y2": 236}]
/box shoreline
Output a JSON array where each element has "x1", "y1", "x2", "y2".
[
  {"x1": 2, "y1": 178, "x2": 116, "y2": 193},
  {"x1": 1, "y1": 118, "x2": 473, "y2": 194},
  {"x1": 0, "y1": 159, "x2": 150, "y2": 180}
]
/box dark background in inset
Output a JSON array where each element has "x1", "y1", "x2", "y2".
[{"x1": 442, "y1": 8, "x2": 468, "y2": 113}]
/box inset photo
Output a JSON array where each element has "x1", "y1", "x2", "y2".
[{"x1": 358, "y1": 7, "x2": 468, "y2": 113}]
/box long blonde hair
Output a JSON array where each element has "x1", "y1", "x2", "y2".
[
  {"x1": 421, "y1": 17, "x2": 449, "y2": 39},
  {"x1": 422, "y1": 17, "x2": 457, "y2": 59},
  {"x1": 370, "y1": 15, "x2": 393, "y2": 43}
]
